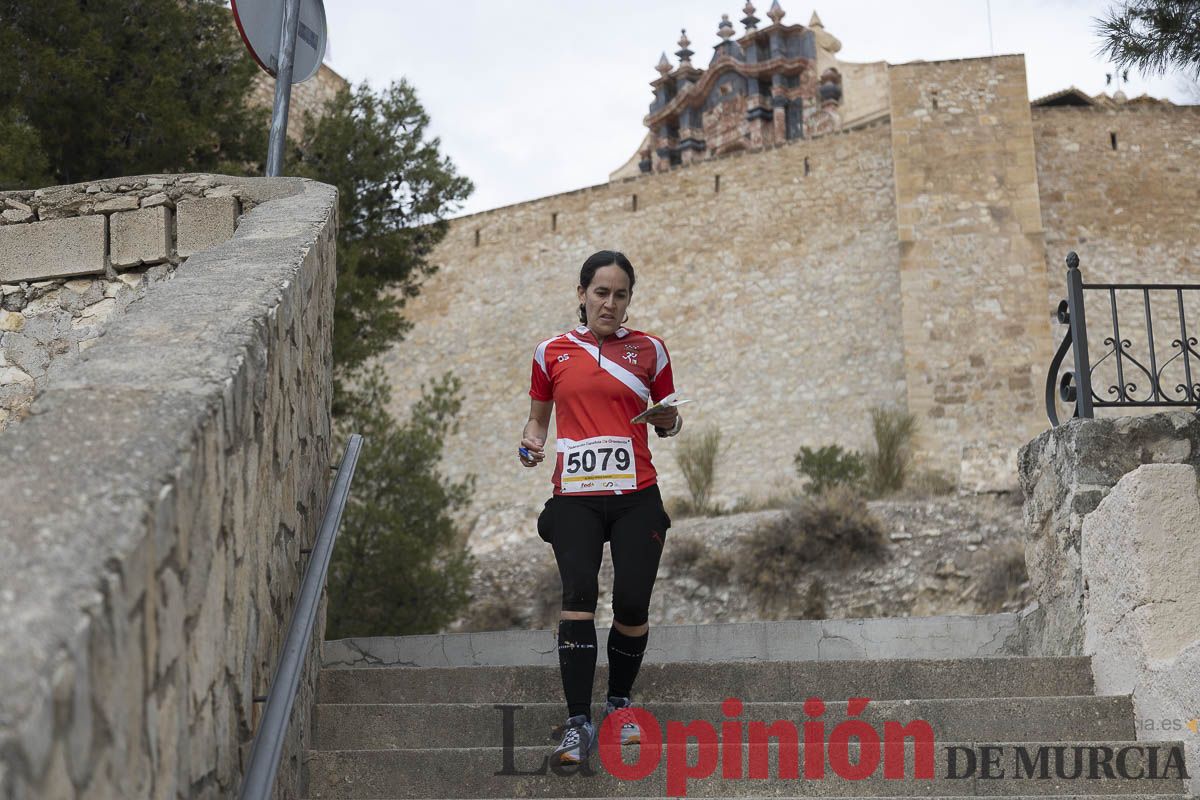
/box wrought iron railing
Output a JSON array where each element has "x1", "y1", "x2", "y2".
[
  {"x1": 1046, "y1": 252, "x2": 1200, "y2": 426},
  {"x1": 238, "y1": 433, "x2": 363, "y2": 800}
]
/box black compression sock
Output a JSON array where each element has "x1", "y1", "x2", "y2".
[
  {"x1": 557, "y1": 619, "x2": 597, "y2": 721},
  {"x1": 606, "y1": 625, "x2": 648, "y2": 700}
]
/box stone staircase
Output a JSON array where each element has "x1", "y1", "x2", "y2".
[{"x1": 302, "y1": 615, "x2": 1190, "y2": 798}]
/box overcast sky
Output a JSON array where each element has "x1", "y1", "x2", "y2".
[{"x1": 318, "y1": 1, "x2": 1195, "y2": 217}]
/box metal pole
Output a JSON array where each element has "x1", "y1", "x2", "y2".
[
  {"x1": 237, "y1": 433, "x2": 363, "y2": 800},
  {"x1": 266, "y1": 0, "x2": 302, "y2": 177},
  {"x1": 1065, "y1": 252, "x2": 1094, "y2": 419}
]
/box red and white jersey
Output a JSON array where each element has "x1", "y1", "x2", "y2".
[{"x1": 530, "y1": 324, "x2": 675, "y2": 496}]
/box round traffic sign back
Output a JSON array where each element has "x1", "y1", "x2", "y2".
[{"x1": 232, "y1": 0, "x2": 328, "y2": 84}]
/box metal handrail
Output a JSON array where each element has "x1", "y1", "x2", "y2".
[
  {"x1": 1045, "y1": 251, "x2": 1200, "y2": 426},
  {"x1": 238, "y1": 433, "x2": 364, "y2": 800}
]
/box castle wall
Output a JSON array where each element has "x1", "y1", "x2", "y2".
[
  {"x1": 889, "y1": 55, "x2": 1052, "y2": 491},
  {"x1": 1033, "y1": 105, "x2": 1200, "y2": 421},
  {"x1": 381, "y1": 123, "x2": 903, "y2": 520}
]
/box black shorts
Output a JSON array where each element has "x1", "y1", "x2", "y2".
[{"x1": 536, "y1": 484, "x2": 671, "y2": 626}]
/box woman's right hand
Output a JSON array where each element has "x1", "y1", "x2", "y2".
[{"x1": 519, "y1": 435, "x2": 546, "y2": 468}]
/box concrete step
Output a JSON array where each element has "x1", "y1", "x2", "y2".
[
  {"x1": 313, "y1": 696, "x2": 1135, "y2": 751},
  {"x1": 317, "y1": 658, "x2": 1094, "y2": 705},
  {"x1": 304, "y1": 798, "x2": 1184, "y2": 800},
  {"x1": 322, "y1": 614, "x2": 1026, "y2": 670},
  {"x1": 302, "y1": 740, "x2": 1188, "y2": 798}
]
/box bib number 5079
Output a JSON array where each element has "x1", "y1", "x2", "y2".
[
  {"x1": 560, "y1": 435, "x2": 637, "y2": 493},
  {"x1": 566, "y1": 446, "x2": 630, "y2": 474}
]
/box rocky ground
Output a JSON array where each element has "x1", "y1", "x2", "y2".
[{"x1": 446, "y1": 490, "x2": 1030, "y2": 633}]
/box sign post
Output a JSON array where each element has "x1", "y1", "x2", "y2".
[
  {"x1": 265, "y1": 0, "x2": 301, "y2": 177},
  {"x1": 231, "y1": 0, "x2": 328, "y2": 177}
]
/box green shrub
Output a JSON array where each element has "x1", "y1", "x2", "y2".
[
  {"x1": 734, "y1": 486, "x2": 886, "y2": 615},
  {"x1": 794, "y1": 444, "x2": 866, "y2": 495},
  {"x1": 864, "y1": 406, "x2": 919, "y2": 496},
  {"x1": 676, "y1": 426, "x2": 723, "y2": 516},
  {"x1": 326, "y1": 368, "x2": 475, "y2": 639}
]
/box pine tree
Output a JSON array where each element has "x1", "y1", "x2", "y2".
[
  {"x1": 289, "y1": 80, "x2": 474, "y2": 414},
  {"x1": 326, "y1": 366, "x2": 476, "y2": 638},
  {"x1": 0, "y1": 0, "x2": 265, "y2": 187},
  {"x1": 1097, "y1": 1, "x2": 1200, "y2": 78}
]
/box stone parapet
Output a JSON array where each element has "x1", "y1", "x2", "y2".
[
  {"x1": 0, "y1": 215, "x2": 107, "y2": 283},
  {"x1": 0, "y1": 175, "x2": 338, "y2": 799},
  {"x1": 1081, "y1": 462, "x2": 1200, "y2": 797},
  {"x1": 1018, "y1": 411, "x2": 1200, "y2": 656}
]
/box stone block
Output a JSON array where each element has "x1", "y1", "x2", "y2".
[
  {"x1": 110, "y1": 207, "x2": 172, "y2": 269},
  {"x1": 0, "y1": 215, "x2": 106, "y2": 283},
  {"x1": 176, "y1": 197, "x2": 239, "y2": 258}
]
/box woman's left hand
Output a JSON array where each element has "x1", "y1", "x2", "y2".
[{"x1": 643, "y1": 405, "x2": 678, "y2": 429}]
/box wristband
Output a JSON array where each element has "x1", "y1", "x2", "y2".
[{"x1": 655, "y1": 415, "x2": 682, "y2": 438}]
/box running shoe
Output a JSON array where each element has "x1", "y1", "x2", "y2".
[
  {"x1": 552, "y1": 714, "x2": 596, "y2": 764},
  {"x1": 602, "y1": 695, "x2": 641, "y2": 745}
]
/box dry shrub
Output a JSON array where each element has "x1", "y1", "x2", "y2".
[
  {"x1": 799, "y1": 578, "x2": 828, "y2": 620},
  {"x1": 893, "y1": 468, "x2": 957, "y2": 499},
  {"x1": 976, "y1": 540, "x2": 1029, "y2": 613},
  {"x1": 531, "y1": 560, "x2": 564, "y2": 628},
  {"x1": 459, "y1": 595, "x2": 527, "y2": 632},
  {"x1": 665, "y1": 537, "x2": 734, "y2": 586},
  {"x1": 734, "y1": 486, "x2": 886, "y2": 615}
]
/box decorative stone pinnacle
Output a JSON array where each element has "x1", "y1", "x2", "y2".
[
  {"x1": 742, "y1": 1, "x2": 759, "y2": 31},
  {"x1": 767, "y1": 0, "x2": 785, "y2": 24},
  {"x1": 656, "y1": 51, "x2": 672, "y2": 75},
  {"x1": 718, "y1": 13, "x2": 735, "y2": 40},
  {"x1": 675, "y1": 29, "x2": 694, "y2": 64},
  {"x1": 809, "y1": 10, "x2": 823, "y2": 28}
]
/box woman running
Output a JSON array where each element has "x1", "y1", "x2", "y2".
[{"x1": 518, "y1": 249, "x2": 683, "y2": 764}]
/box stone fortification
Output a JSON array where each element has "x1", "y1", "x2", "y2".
[
  {"x1": 0, "y1": 176, "x2": 337, "y2": 799},
  {"x1": 381, "y1": 118, "x2": 902, "y2": 519},
  {"x1": 0, "y1": 177, "x2": 243, "y2": 433},
  {"x1": 890, "y1": 55, "x2": 1051, "y2": 490},
  {"x1": 382, "y1": 52, "x2": 1199, "y2": 542}
]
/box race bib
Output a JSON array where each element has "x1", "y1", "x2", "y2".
[{"x1": 559, "y1": 436, "x2": 637, "y2": 493}]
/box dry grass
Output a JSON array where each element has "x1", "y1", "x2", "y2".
[
  {"x1": 975, "y1": 540, "x2": 1029, "y2": 613},
  {"x1": 676, "y1": 426, "x2": 723, "y2": 515},
  {"x1": 864, "y1": 406, "x2": 919, "y2": 496}
]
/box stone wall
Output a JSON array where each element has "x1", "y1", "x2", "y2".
[
  {"x1": 0, "y1": 175, "x2": 338, "y2": 799},
  {"x1": 0, "y1": 177, "x2": 243, "y2": 433},
  {"x1": 379, "y1": 53, "x2": 1200, "y2": 548},
  {"x1": 1017, "y1": 411, "x2": 1200, "y2": 656},
  {"x1": 1081, "y1": 462, "x2": 1200, "y2": 798},
  {"x1": 380, "y1": 120, "x2": 903, "y2": 520},
  {"x1": 890, "y1": 55, "x2": 1052, "y2": 492}
]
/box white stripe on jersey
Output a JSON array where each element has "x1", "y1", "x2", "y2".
[
  {"x1": 564, "y1": 333, "x2": 651, "y2": 403},
  {"x1": 534, "y1": 335, "x2": 562, "y2": 379},
  {"x1": 648, "y1": 336, "x2": 669, "y2": 380}
]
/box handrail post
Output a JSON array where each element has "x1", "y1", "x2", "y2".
[
  {"x1": 238, "y1": 433, "x2": 363, "y2": 800},
  {"x1": 1065, "y1": 252, "x2": 1094, "y2": 419}
]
